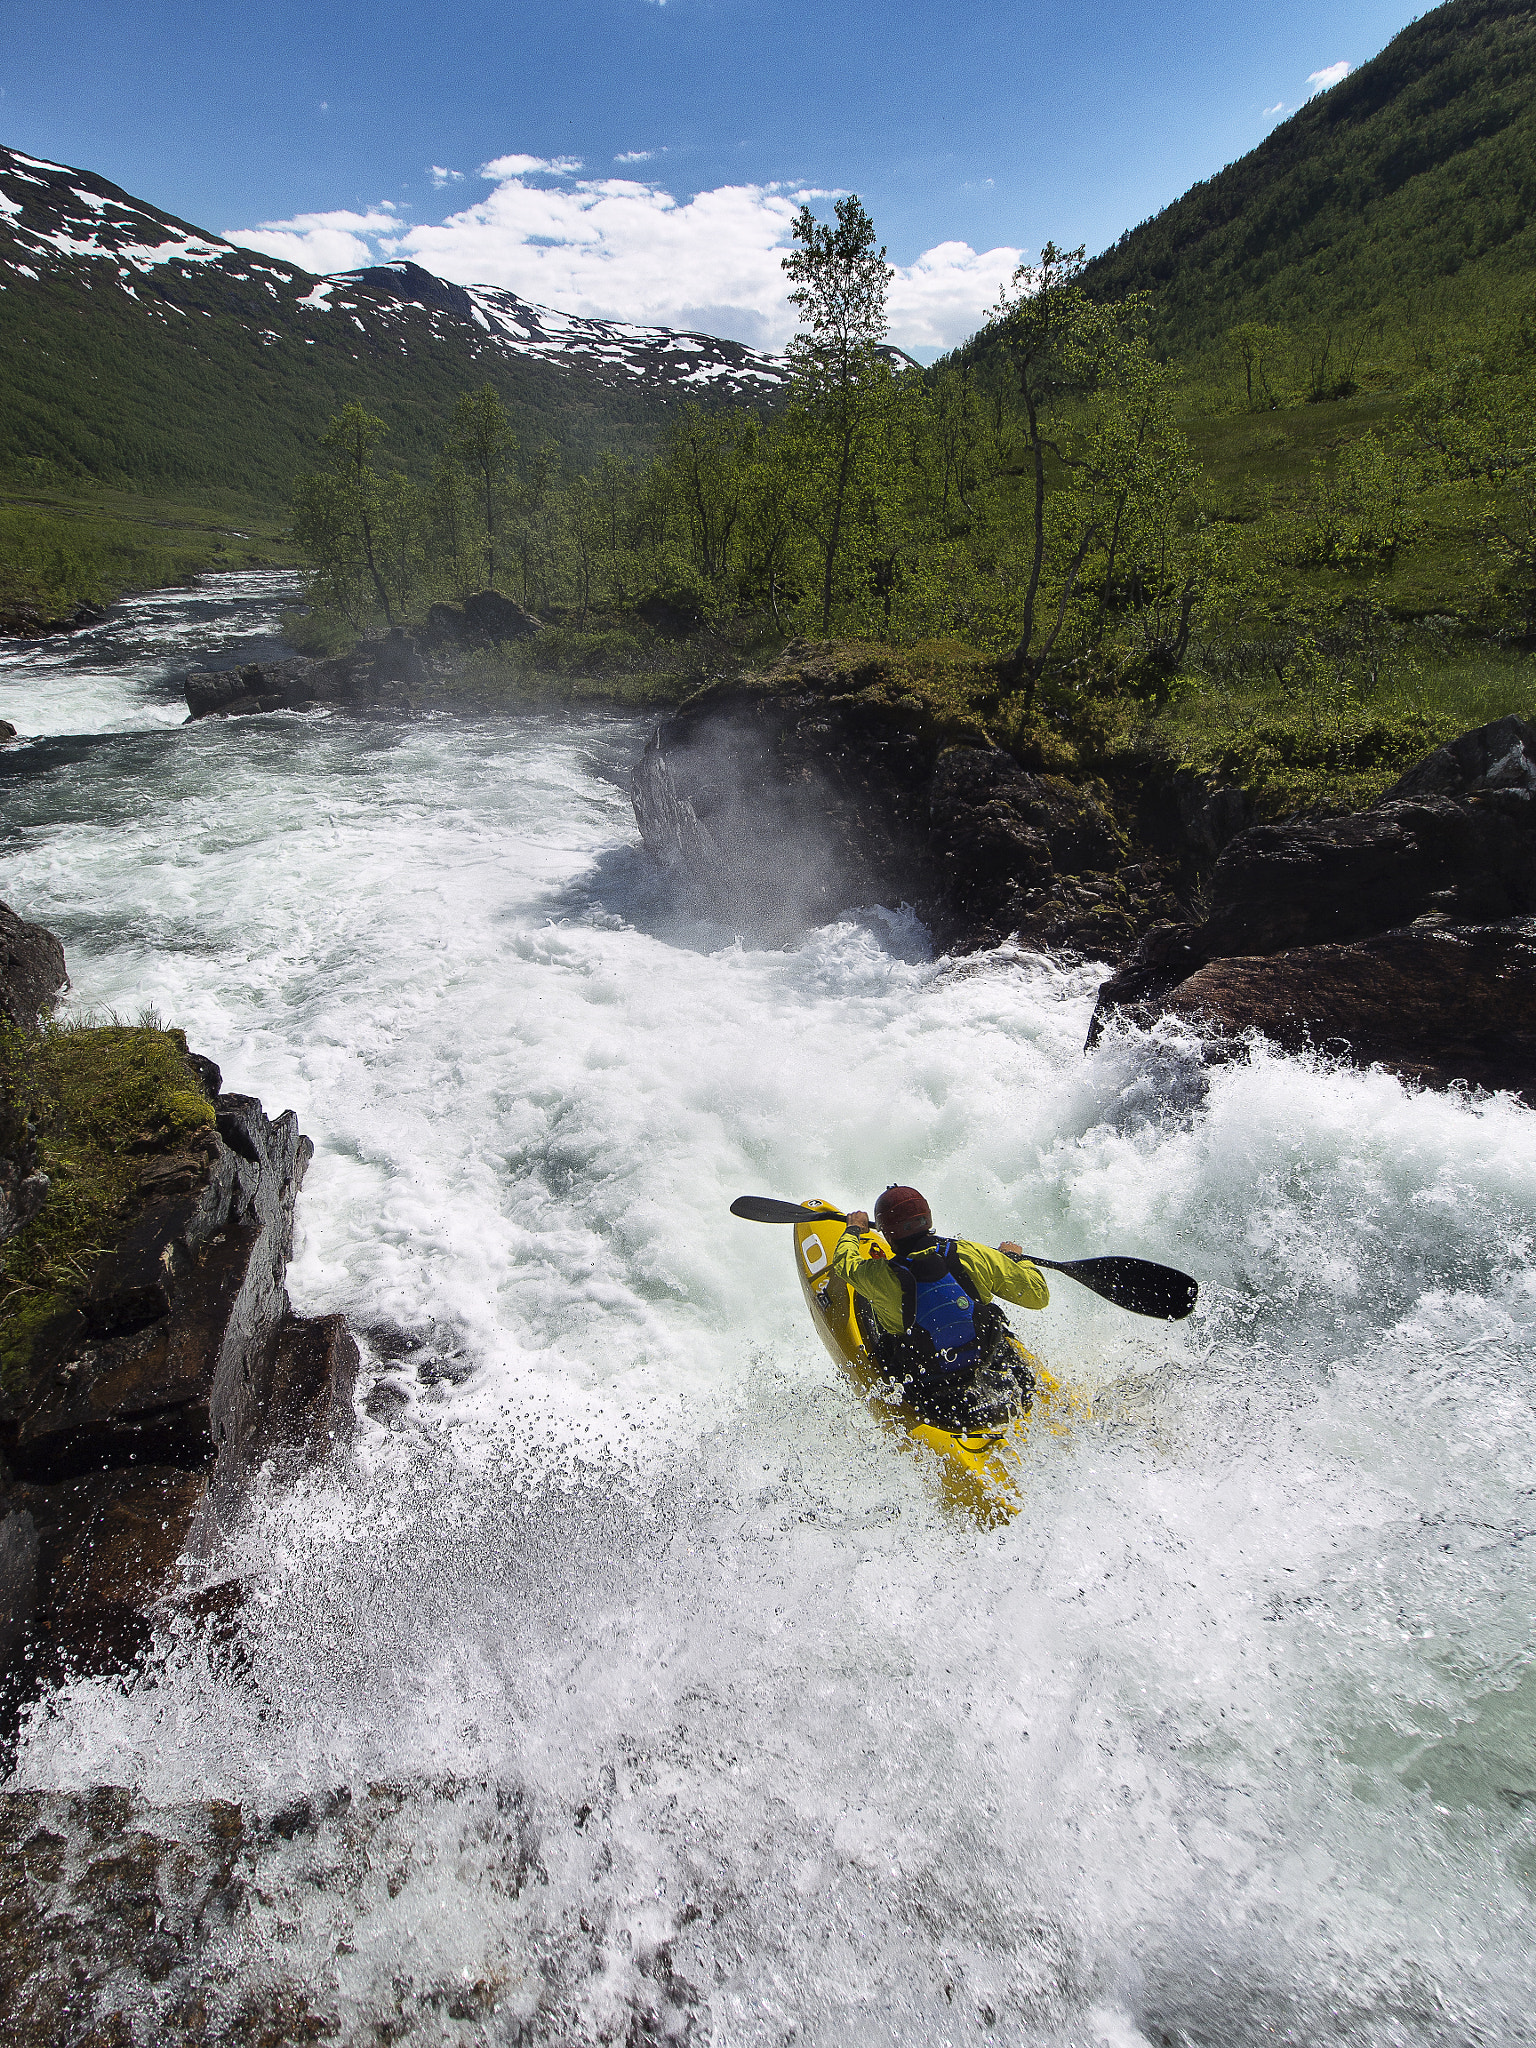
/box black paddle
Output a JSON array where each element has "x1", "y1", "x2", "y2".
[{"x1": 728, "y1": 1195, "x2": 1199, "y2": 1321}]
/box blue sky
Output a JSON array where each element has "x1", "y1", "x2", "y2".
[{"x1": 0, "y1": 0, "x2": 1426, "y2": 352}]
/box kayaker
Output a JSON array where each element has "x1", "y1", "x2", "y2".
[{"x1": 835, "y1": 1185, "x2": 1049, "y2": 1424}]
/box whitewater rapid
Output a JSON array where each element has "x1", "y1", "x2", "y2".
[{"x1": 1, "y1": 576, "x2": 1533, "y2": 2046}]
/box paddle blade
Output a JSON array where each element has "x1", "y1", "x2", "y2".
[
  {"x1": 1036, "y1": 1254, "x2": 1198, "y2": 1321},
  {"x1": 730, "y1": 1196, "x2": 846, "y2": 1225}
]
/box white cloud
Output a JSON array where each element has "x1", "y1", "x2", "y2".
[
  {"x1": 615, "y1": 149, "x2": 655, "y2": 164},
  {"x1": 229, "y1": 163, "x2": 1023, "y2": 352},
  {"x1": 429, "y1": 165, "x2": 464, "y2": 187},
  {"x1": 1307, "y1": 60, "x2": 1351, "y2": 92},
  {"x1": 887, "y1": 239, "x2": 1024, "y2": 353},
  {"x1": 481, "y1": 153, "x2": 581, "y2": 179},
  {"x1": 226, "y1": 205, "x2": 398, "y2": 273},
  {"x1": 1263, "y1": 101, "x2": 1286, "y2": 117}
]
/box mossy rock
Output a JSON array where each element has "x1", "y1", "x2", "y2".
[{"x1": 0, "y1": 1023, "x2": 216, "y2": 1392}]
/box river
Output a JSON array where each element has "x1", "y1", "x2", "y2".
[{"x1": 1, "y1": 573, "x2": 1532, "y2": 2046}]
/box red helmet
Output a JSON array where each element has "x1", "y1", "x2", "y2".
[{"x1": 873, "y1": 1184, "x2": 931, "y2": 1241}]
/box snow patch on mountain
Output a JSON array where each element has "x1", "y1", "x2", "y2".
[{"x1": 0, "y1": 143, "x2": 791, "y2": 406}]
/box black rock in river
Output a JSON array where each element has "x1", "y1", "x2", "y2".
[{"x1": 1089, "y1": 714, "x2": 1536, "y2": 1102}]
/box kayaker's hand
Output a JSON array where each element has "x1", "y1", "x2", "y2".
[
  {"x1": 845, "y1": 1210, "x2": 871, "y2": 1234},
  {"x1": 999, "y1": 1241, "x2": 1024, "y2": 1259}
]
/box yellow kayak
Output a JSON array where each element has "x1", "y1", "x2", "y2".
[{"x1": 791, "y1": 1199, "x2": 1067, "y2": 1525}]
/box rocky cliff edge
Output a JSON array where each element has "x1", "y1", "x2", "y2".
[{"x1": 0, "y1": 914, "x2": 357, "y2": 1734}]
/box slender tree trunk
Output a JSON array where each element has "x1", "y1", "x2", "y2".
[
  {"x1": 1002, "y1": 384, "x2": 1048, "y2": 693},
  {"x1": 359, "y1": 510, "x2": 393, "y2": 626},
  {"x1": 820, "y1": 416, "x2": 857, "y2": 633}
]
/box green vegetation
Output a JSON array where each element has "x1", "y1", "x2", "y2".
[
  {"x1": 288, "y1": 192, "x2": 1536, "y2": 811},
  {"x1": 0, "y1": 484, "x2": 297, "y2": 625},
  {"x1": 0, "y1": 253, "x2": 679, "y2": 509},
  {"x1": 0, "y1": 1022, "x2": 215, "y2": 1386},
  {"x1": 1080, "y1": 0, "x2": 1536, "y2": 364}
]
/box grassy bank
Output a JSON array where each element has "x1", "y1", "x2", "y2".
[{"x1": 0, "y1": 484, "x2": 299, "y2": 630}]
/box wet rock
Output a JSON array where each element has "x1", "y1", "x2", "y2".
[
  {"x1": 265, "y1": 1312, "x2": 358, "y2": 1455},
  {"x1": 1089, "y1": 717, "x2": 1536, "y2": 1102},
  {"x1": 632, "y1": 661, "x2": 939, "y2": 939},
  {"x1": 1139, "y1": 920, "x2": 1536, "y2": 1100},
  {"x1": 1194, "y1": 788, "x2": 1536, "y2": 960},
  {"x1": 0, "y1": 722, "x2": 17, "y2": 743},
  {"x1": 0, "y1": 1777, "x2": 539, "y2": 2046},
  {"x1": 0, "y1": 1102, "x2": 309, "y2": 1481},
  {"x1": 630, "y1": 643, "x2": 1199, "y2": 958},
  {"x1": 0, "y1": 1466, "x2": 209, "y2": 1692},
  {"x1": 0, "y1": 900, "x2": 68, "y2": 1030},
  {"x1": 0, "y1": 598, "x2": 106, "y2": 641},
  {"x1": 183, "y1": 637, "x2": 420, "y2": 721},
  {"x1": 184, "y1": 592, "x2": 544, "y2": 722},
  {"x1": 0, "y1": 924, "x2": 359, "y2": 1737},
  {"x1": 928, "y1": 746, "x2": 1130, "y2": 954}
]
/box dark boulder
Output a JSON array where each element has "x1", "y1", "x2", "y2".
[
  {"x1": 1143, "y1": 921, "x2": 1536, "y2": 1102},
  {"x1": 0, "y1": 900, "x2": 67, "y2": 1030},
  {"x1": 927, "y1": 747, "x2": 1133, "y2": 954},
  {"x1": 462, "y1": 588, "x2": 541, "y2": 643},
  {"x1": 1168, "y1": 770, "x2": 1253, "y2": 861},
  {"x1": 0, "y1": 1048, "x2": 358, "y2": 1721},
  {"x1": 373, "y1": 624, "x2": 426, "y2": 685},
  {"x1": 1089, "y1": 715, "x2": 1536, "y2": 1102},
  {"x1": 0, "y1": 914, "x2": 357, "y2": 1729},
  {"x1": 630, "y1": 645, "x2": 1176, "y2": 957},
  {"x1": 637, "y1": 591, "x2": 705, "y2": 638},
  {"x1": 1378, "y1": 713, "x2": 1536, "y2": 800},
  {"x1": 266, "y1": 1313, "x2": 360, "y2": 1459},
  {"x1": 1195, "y1": 788, "x2": 1536, "y2": 960},
  {"x1": 0, "y1": 598, "x2": 106, "y2": 641},
  {"x1": 632, "y1": 664, "x2": 939, "y2": 940},
  {"x1": 419, "y1": 590, "x2": 541, "y2": 649}
]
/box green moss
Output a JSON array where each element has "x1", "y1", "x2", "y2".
[{"x1": 0, "y1": 1023, "x2": 216, "y2": 1389}]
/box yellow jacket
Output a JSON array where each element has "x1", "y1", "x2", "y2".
[{"x1": 831, "y1": 1228, "x2": 1049, "y2": 1337}]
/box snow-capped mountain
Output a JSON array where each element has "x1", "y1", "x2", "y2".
[
  {"x1": 333, "y1": 262, "x2": 791, "y2": 399},
  {"x1": 0, "y1": 142, "x2": 790, "y2": 500},
  {"x1": 0, "y1": 146, "x2": 790, "y2": 397}
]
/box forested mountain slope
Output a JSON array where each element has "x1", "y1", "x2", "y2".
[
  {"x1": 0, "y1": 145, "x2": 789, "y2": 508},
  {"x1": 1081, "y1": 0, "x2": 1536, "y2": 355}
]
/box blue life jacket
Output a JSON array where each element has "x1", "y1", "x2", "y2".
[{"x1": 889, "y1": 1238, "x2": 983, "y2": 1372}]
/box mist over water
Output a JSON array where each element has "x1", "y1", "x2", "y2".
[{"x1": 1, "y1": 576, "x2": 1533, "y2": 2045}]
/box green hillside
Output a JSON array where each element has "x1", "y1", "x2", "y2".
[
  {"x1": 0, "y1": 256, "x2": 675, "y2": 511},
  {"x1": 1081, "y1": 0, "x2": 1536, "y2": 359}
]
